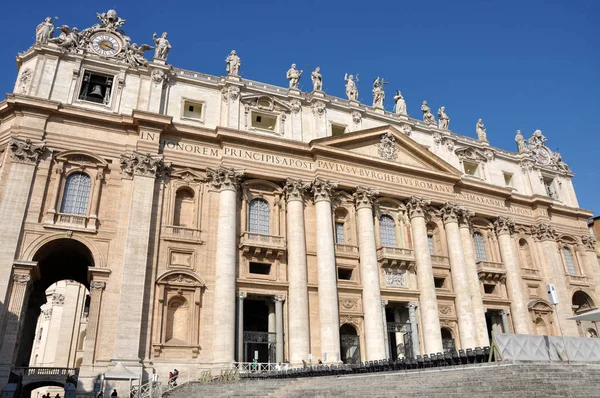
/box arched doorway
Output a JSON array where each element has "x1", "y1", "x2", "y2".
[
  {"x1": 11, "y1": 239, "x2": 95, "y2": 397},
  {"x1": 339, "y1": 324, "x2": 360, "y2": 364},
  {"x1": 572, "y1": 291, "x2": 597, "y2": 338},
  {"x1": 441, "y1": 328, "x2": 456, "y2": 353}
]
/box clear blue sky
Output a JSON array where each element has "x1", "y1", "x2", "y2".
[{"x1": 2, "y1": 0, "x2": 598, "y2": 214}]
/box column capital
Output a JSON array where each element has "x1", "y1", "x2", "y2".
[
  {"x1": 206, "y1": 166, "x2": 244, "y2": 192},
  {"x1": 274, "y1": 294, "x2": 286, "y2": 303},
  {"x1": 9, "y1": 137, "x2": 46, "y2": 165},
  {"x1": 311, "y1": 177, "x2": 337, "y2": 203},
  {"x1": 13, "y1": 274, "x2": 31, "y2": 284},
  {"x1": 90, "y1": 281, "x2": 106, "y2": 291},
  {"x1": 405, "y1": 196, "x2": 431, "y2": 220},
  {"x1": 440, "y1": 202, "x2": 462, "y2": 225},
  {"x1": 353, "y1": 186, "x2": 378, "y2": 210},
  {"x1": 494, "y1": 216, "x2": 515, "y2": 236},
  {"x1": 283, "y1": 178, "x2": 311, "y2": 203},
  {"x1": 581, "y1": 235, "x2": 597, "y2": 251},
  {"x1": 381, "y1": 300, "x2": 389, "y2": 306},
  {"x1": 458, "y1": 208, "x2": 474, "y2": 228},
  {"x1": 120, "y1": 151, "x2": 170, "y2": 179},
  {"x1": 532, "y1": 222, "x2": 557, "y2": 242},
  {"x1": 237, "y1": 291, "x2": 247, "y2": 300},
  {"x1": 407, "y1": 301, "x2": 419, "y2": 310}
]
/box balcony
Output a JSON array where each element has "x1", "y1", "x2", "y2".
[
  {"x1": 431, "y1": 255, "x2": 450, "y2": 269},
  {"x1": 334, "y1": 244, "x2": 359, "y2": 259},
  {"x1": 477, "y1": 261, "x2": 506, "y2": 283},
  {"x1": 45, "y1": 212, "x2": 97, "y2": 232},
  {"x1": 239, "y1": 232, "x2": 286, "y2": 259},
  {"x1": 521, "y1": 267, "x2": 541, "y2": 280},
  {"x1": 377, "y1": 246, "x2": 415, "y2": 269},
  {"x1": 163, "y1": 225, "x2": 202, "y2": 243},
  {"x1": 566, "y1": 274, "x2": 589, "y2": 287}
]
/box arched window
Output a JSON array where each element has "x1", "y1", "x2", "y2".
[
  {"x1": 166, "y1": 297, "x2": 189, "y2": 343},
  {"x1": 562, "y1": 247, "x2": 576, "y2": 274},
  {"x1": 173, "y1": 188, "x2": 195, "y2": 227},
  {"x1": 588, "y1": 329, "x2": 598, "y2": 338},
  {"x1": 248, "y1": 198, "x2": 270, "y2": 235},
  {"x1": 441, "y1": 328, "x2": 456, "y2": 353},
  {"x1": 380, "y1": 215, "x2": 397, "y2": 247},
  {"x1": 473, "y1": 232, "x2": 488, "y2": 262},
  {"x1": 519, "y1": 239, "x2": 534, "y2": 268},
  {"x1": 60, "y1": 172, "x2": 91, "y2": 215}
]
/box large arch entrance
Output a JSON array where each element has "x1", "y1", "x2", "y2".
[
  {"x1": 572, "y1": 290, "x2": 597, "y2": 338},
  {"x1": 339, "y1": 324, "x2": 360, "y2": 364},
  {"x1": 9, "y1": 239, "x2": 95, "y2": 397}
]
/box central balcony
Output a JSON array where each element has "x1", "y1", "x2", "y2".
[
  {"x1": 477, "y1": 261, "x2": 506, "y2": 282},
  {"x1": 334, "y1": 244, "x2": 359, "y2": 259},
  {"x1": 239, "y1": 232, "x2": 286, "y2": 259},
  {"x1": 163, "y1": 225, "x2": 202, "y2": 243},
  {"x1": 377, "y1": 246, "x2": 415, "y2": 269}
]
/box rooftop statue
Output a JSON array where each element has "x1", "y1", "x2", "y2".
[
  {"x1": 36, "y1": 17, "x2": 54, "y2": 44},
  {"x1": 225, "y1": 50, "x2": 241, "y2": 76},
  {"x1": 311, "y1": 67, "x2": 323, "y2": 91},
  {"x1": 286, "y1": 64, "x2": 303, "y2": 89},
  {"x1": 476, "y1": 118, "x2": 488, "y2": 142},
  {"x1": 438, "y1": 107, "x2": 450, "y2": 130},
  {"x1": 372, "y1": 77, "x2": 386, "y2": 108},
  {"x1": 96, "y1": 9, "x2": 125, "y2": 32},
  {"x1": 49, "y1": 25, "x2": 79, "y2": 53},
  {"x1": 551, "y1": 151, "x2": 570, "y2": 173},
  {"x1": 125, "y1": 43, "x2": 154, "y2": 67},
  {"x1": 528, "y1": 129, "x2": 547, "y2": 148},
  {"x1": 515, "y1": 130, "x2": 528, "y2": 153},
  {"x1": 153, "y1": 32, "x2": 171, "y2": 62},
  {"x1": 393, "y1": 90, "x2": 406, "y2": 115},
  {"x1": 421, "y1": 101, "x2": 436, "y2": 125},
  {"x1": 344, "y1": 73, "x2": 358, "y2": 101}
]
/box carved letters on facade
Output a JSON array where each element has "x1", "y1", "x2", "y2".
[
  {"x1": 9, "y1": 138, "x2": 46, "y2": 164},
  {"x1": 383, "y1": 268, "x2": 406, "y2": 288},
  {"x1": 378, "y1": 132, "x2": 398, "y2": 161}
]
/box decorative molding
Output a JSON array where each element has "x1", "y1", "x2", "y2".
[
  {"x1": 221, "y1": 86, "x2": 240, "y2": 102},
  {"x1": 290, "y1": 99, "x2": 302, "y2": 114},
  {"x1": 532, "y1": 222, "x2": 557, "y2": 242},
  {"x1": 42, "y1": 308, "x2": 53, "y2": 320},
  {"x1": 353, "y1": 186, "x2": 377, "y2": 210},
  {"x1": 439, "y1": 305, "x2": 453, "y2": 316},
  {"x1": 18, "y1": 68, "x2": 33, "y2": 94},
  {"x1": 383, "y1": 268, "x2": 406, "y2": 288},
  {"x1": 340, "y1": 298, "x2": 359, "y2": 310},
  {"x1": 206, "y1": 166, "x2": 243, "y2": 192},
  {"x1": 406, "y1": 196, "x2": 430, "y2": 220},
  {"x1": 401, "y1": 124, "x2": 412, "y2": 136},
  {"x1": 283, "y1": 178, "x2": 311, "y2": 203},
  {"x1": 274, "y1": 295, "x2": 286, "y2": 302},
  {"x1": 581, "y1": 235, "x2": 597, "y2": 251},
  {"x1": 13, "y1": 274, "x2": 31, "y2": 284},
  {"x1": 351, "y1": 111, "x2": 362, "y2": 124},
  {"x1": 90, "y1": 281, "x2": 106, "y2": 291},
  {"x1": 457, "y1": 208, "x2": 474, "y2": 228},
  {"x1": 378, "y1": 132, "x2": 398, "y2": 161},
  {"x1": 120, "y1": 151, "x2": 168, "y2": 179},
  {"x1": 311, "y1": 178, "x2": 337, "y2": 203},
  {"x1": 311, "y1": 101, "x2": 326, "y2": 117},
  {"x1": 494, "y1": 216, "x2": 515, "y2": 236},
  {"x1": 9, "y1": 137, "x2": 46, "y2": 164},
  {"x1": 440, "y1": 202, "x2": 461, "y2": 225},
  {"x1": 52, "y1": 293, "x2": 65, "y2": 306}
]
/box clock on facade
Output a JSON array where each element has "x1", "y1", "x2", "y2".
[
  {"x1": 533, "y1": 147, "x2": 550, "y2": 165},
  {"x1": 89, "y1": 33, "x2": 122, "y2": 57}
]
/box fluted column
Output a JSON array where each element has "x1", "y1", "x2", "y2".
[
  {"x1": 112, "y1": 152, "x2": 167, "y2": 364},
  {"x1": 354, "y1": 186, "x2": 386, "y2": 360},
  {"x1": 208, "y1": 166, "x2": 244, "y2": 363},
  {"x1": 440, "y1": 203, "x2": 477, "y2": 349},
  {"x1": 382, "y1": 301, "x2": 389, "y2": 360},
  {"x1": 406, "y1": 197, "x2": 443, "y2": 354},
  {"x1": 494, "y1": 217, "x2": 531, "y2": 334},
  {"x1": 407, "y1": 302, "x2": 421, "y2": 357},
  {"x1": 237, "y1": 292, "x2": 247, "y2": 362},
  {"x1": 312, "y1": 178, "x2": 341, "y2": 363},
  {"x1": 283, "y1": 178, "x2": 311, "y2": 364},
  {"x1": 275, "y1": 295, "x2": 285, "y2": 363},
  {"x1": 458, "y1": 210, "x2": 489, "y2": 347}
]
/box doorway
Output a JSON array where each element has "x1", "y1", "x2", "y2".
[
  {"x1": 339, "y1": 324, "x2": 360, "y2": 364},
  {"x1": 242, "y1": 298, "x2": 275, "y2": 363}
]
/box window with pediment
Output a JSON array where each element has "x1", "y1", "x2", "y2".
[{"x1": 60, "y1": 173, "x2": 92, "y2": 215}]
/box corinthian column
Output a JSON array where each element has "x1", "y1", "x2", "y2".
[
  {"x1": 440, "y1": 203, "x2": 477, "y2": 349},
  {"x1": 112, "y1": 152, "x2": 167, "y2": 364},
  {"x1": 494, "y1": 217, "x2": 530, "y2": 334},
  {"x1": 458, "y1": 210, "x2": 489, "y2": 347},
  {"x1": 581, "y1": 235, "x2": 600, "y2": 303},
  {"x1": 354, "y1": 186, "x2": 386, "y2": 360},
  {"x1": 406, "y1": 196, "x2": 443, "y2": 354},
  {"x1": 283, "y1": 178, "x2": 311, "y2": 364},
  {"x1": 208, "y1": 166, "x2": 244, "y2": 364},
  {"x1": 312, "y1": 178, "x2": 341, "y2": 363}
]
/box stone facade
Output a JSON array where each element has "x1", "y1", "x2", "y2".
[{"x1": 0, "y1": 9, "x2": 598, "y2": 395}]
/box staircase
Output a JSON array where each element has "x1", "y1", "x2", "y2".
[{"x1": 164, "y1": 362, "x2": 600, "y2": 397}]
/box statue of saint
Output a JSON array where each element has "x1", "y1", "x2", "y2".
[
  {"x1": 551, "y1": 152, "x2": 570, "y2": 172},
  {"x1": 36, "y1": 17, "x2": 54, "y2": 44},
  {"x1": 528, "y1": 129, "x2": 547, "y2": 148},
  {"x1": 393, "y1": 90, "x2": 406, "y2": 115},
  {"x1": 286, "y1": 64, "x2": 303, "y2": 89},
  {"x1": 225, "y1": 50, "x2": 241, "y2": 76},
  {"x1": 50, "y1": 25, "x2": 79, "y2": 52},
  {"x1": 438, "y1": 107, "x2": 450, "y2": 130},
  {"x1": 515, "y1": 130, "x2": 527, "y2": 153},
  {"x1": 125, "y1": 43, "x2": 154, "y2": 67},
  {"x1": 421, "y1": 101, "x2": 436, "y2": 125},
  {"x1": 372, "y1": 78, "x2": 385, "y2": 108},
  {"x1": 311, "y1": 67, "x2": 323, "y2": 91},
  {"x1": 344, "y1": 73, "x2": 358, "y2": 101},
  {"x1": 476, "y1": 118, "x2": 488, "y2": 142},
  {"x1": 152, "y1": 32, "x2": 171, "y2": 61}
]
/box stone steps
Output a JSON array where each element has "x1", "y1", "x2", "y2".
[{"x1": 166, "y1": 362, "x2": 600, "y2": 398}]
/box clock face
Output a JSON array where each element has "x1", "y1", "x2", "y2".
[
  {"x1": 90, "y1": 33, "x2": 121, "y2": 57},
  {"x1": 534, "y1": 148, "x2": 550, "y2": 165}
]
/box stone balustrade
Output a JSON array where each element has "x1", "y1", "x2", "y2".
[{"x1": 376, "y1": 246, "x2": 415, "y2": 268}]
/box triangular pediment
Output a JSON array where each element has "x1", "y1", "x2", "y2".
[{"x1": 311, "y1": 125, "x2": 461, "y2": 176}]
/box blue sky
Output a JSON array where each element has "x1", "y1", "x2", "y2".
[{"x1": 2, "y1": 0, "x2": 599, "y2": 213}]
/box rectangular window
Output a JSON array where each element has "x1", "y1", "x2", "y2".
[
  {"x1": 503, "y1": 172, "x2": 514, "y2": 187},
  {"x1": 249, "y1": 262, "x2": 271, "y2": 275},
  {"x1": 78, "y1": 71, "x2": 113, "y2": 104},
  {"x1": 337, "y1": 268, "x2": 353, "y2": 281},
  {"x1": 331, "y1": 124, "x2": 346, "y2": 137},
  {"x1": 463, "y1": 162, "x2": 479, "y2": 176},
  {"x1": 483, "y1": 284, "x2": 496, "y2": 295},
  {"x1": 335, "y1": 222, "x2": 345, "y2": 244},
  {"x1": 427, "y1": 234, "x2": 435, "y2": 255},
  {"x1": 183, "y1": 101, "x2": 203, "y2": 120},
  {"x1": 434, "y1": 277, "x2": 445, "y2": 289},
  {"x1": 562, "y1": 248, "x2": 576, "y2": 274},
  {"x1": 251, "y1": 112, "x2": 277, "y2": 131},
  {"x1": 544, "y1": 178, "x2": 558, "y2": 199}
]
